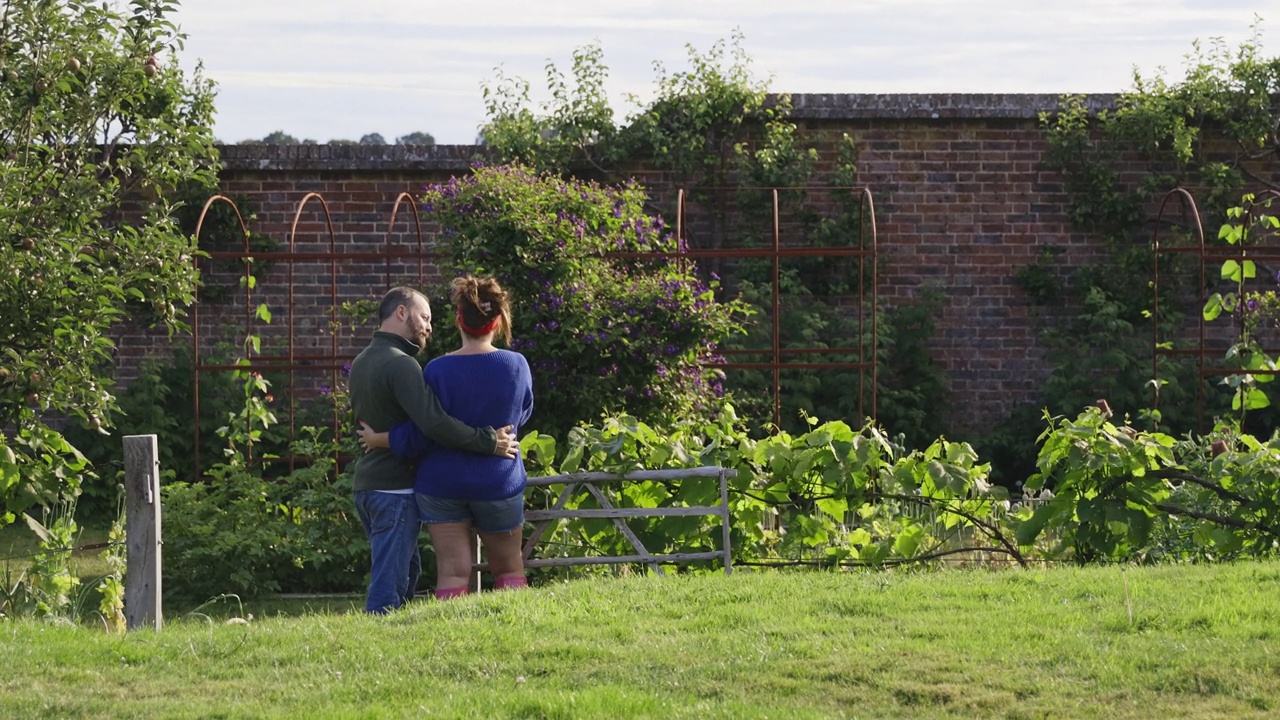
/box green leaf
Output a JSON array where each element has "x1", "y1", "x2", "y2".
[
  {"x1": 1126, "y1": 511, "x2": 1152, "y2": 547},
  {"x1": 804, "y1": 430, "x2": 833, "y2": 447},
  {"x1": 1221, "y1": 259, "x2": 1241, "y2": 282},
  {"x1": 1015, "y1": 504, "x2": 1053, "y2": 546},
  {"x1": 1209, "y1": 528, "x2": 1242, "y2": 553},
  {"x1": 1245, "y1": 387, "x2": 1270, "y2": 410},
  {"x1": 892, "y1": 524, "x2": 924, "y2": 557},
  {"x1": 0, "y1": 460, "x2": 18, "y2": 494},
  {"x1": 647, "y1": 444, "x2": 672, "y2": 468},
  {"x1": 848, "y1": 527, "x2": 872, "y2": 547},
  {"x1": 1247, "y1": 353, "x2": 1276, "y2": 383},
  {"x1": 560, "y1": 445, "x2": 583, "y2": 474},
  {"x1": 815, "y1": 496, "x2": 848, "y2": 521},
  {"x1": 794, "y1": 515, "x2": 830, "y2": 546},
  {"x1": 21, "y1": 512, "x2": 52, "y2": 543},
  {"x1": 1203, "y1": 293, "x2": 1223, "y2": 321}
]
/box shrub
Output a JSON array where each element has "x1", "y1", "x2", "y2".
[{"x1": 424, "y1": 164, "x2": 750, "y2": 437}]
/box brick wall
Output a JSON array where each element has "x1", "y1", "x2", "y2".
[{"x1": 114, "y1": 93, "x2": 1128, "y2": 437}]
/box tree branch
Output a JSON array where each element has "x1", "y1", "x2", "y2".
[
  {"x1": 1149, "y1": 467, "x2": 1252, "y2": 506},
  {"x1": 1153, "y1": 502, "x2": 1280, "y2": 540},
  {"x1": 876, "y1": 493, "x2": 1027, "y2": 568}
]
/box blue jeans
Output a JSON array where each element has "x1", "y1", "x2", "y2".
[{"x1": 355, "y1": 491, "x2": 421, "y2": 614}]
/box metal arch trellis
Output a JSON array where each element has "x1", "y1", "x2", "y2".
[
  {"x1": 187, "y1": 185, "x2": 880, "y2": 480},
  {"x1": 189, "y1": 191, "x2": 445, "y2": 480},
  {"x1": 1151, "y1": 187, "x2": 1280, "y2": 432},
  {"x1": 1151, "y1": 188, "x2": 1208, "y2": 430},
  {"x1": 667, "y1": 186, "x2": 879, "y2": 428}
]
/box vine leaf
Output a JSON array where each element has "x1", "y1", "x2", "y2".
[{"x1": 1202, "y1": 293, "x2": 1223, "y2": 321}]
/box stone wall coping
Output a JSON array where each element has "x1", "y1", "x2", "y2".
[
  {"x1": 786, "y1": 92, "x2": 1118, "y2": 119},
  {"x1": 217, "y1": 93, "x2": 1120, "y2": 171}
]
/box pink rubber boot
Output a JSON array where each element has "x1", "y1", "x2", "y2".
[
  {"x1": 494, "y1": 574, "x2": 527, "y2": 591},
  {"x1": 435, "y1": 585, "x2": 469, "y2": 600}
]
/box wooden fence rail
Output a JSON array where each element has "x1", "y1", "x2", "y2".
[{"x1": 476, "y1": 466, "x2": 733, "y2": 577}]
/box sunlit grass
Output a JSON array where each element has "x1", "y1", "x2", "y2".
[
  {"x1": 3, "y1": 561, "x2": 1279, "y2": 718},
  {"x1": 0, "y1": 522, "x2": 111, "y2": 578}
]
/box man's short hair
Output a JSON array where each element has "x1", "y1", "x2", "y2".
[{"x1": 378, "y1": 287, "x2": 426, "y2": 322}]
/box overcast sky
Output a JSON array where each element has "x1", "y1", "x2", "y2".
[{"x1": 173, "y1": 0, "x2": 1276, "y2": 145}]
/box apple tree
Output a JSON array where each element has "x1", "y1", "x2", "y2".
[{"x1": 0, "y1": 0, "x2": 217, "y2": 525}]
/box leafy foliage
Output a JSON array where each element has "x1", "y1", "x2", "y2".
[
  {"x1": 1019, "y1": 405, "x2": 1280, "y2": 562},
  {"x1": 1201, "y1": 194, "x2": 1280, "y2": 420},
  {"x1": 521, "y1": 407, "x2": 1020, "y2": 571},
  {"x1": 161, "y1": 381, "x2": 366, "y2": 601},
  {"x1": 1007, "y1": 26, "x2": 1280, "y2": 487},
  {"x1": 478, "y1": 34, "x2": 945, "y2": 441},
  {"x1": 63, "y1": 347, "x2": 299, "y2": 520},
  {"x1": 0, "y1": 0, "x2": 217, "y2": 525},
  {"x1": 423, "y1": 164, "x2": 750, "y2": 437},
  {"x1": 480, "y1": 31, "x2": 810, "y2": 191}
]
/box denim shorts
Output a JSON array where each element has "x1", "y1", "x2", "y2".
[{"x1": 415, "y1": 492, "x2": 525, "y2": 533}]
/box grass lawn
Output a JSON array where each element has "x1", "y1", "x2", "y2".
[{"x1": 2, "y1": 561, "x2": 1279, "y2": 718}]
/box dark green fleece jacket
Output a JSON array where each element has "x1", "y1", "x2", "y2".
[{"x1": 348, "y1": 331, "x2": 497, "y2": 492}]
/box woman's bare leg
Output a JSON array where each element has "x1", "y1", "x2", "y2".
[
  {"x1": 479, "y1": 526, "x2": 526, "y2": 589},
  {"x1": 427, "y1": 521, "x2": 475, "y2": 596}
]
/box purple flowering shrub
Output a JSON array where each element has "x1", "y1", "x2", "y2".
[{"x1": 424, "y1": 164, "x2": 749, "y2": 435}]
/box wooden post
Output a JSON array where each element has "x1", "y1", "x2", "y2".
[
  {"x1": 720, "y1": 468, "x2": 733, "y2": 575},
  {"x1": 123, "y1": 434, "x2": 162, "y2": 631}
]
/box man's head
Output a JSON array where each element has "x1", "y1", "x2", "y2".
[{"x1": 378, "y1": 287, "x2": 432, "y2": 349}]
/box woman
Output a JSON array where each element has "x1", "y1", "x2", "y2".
[{"x1": 359, "y1": 274, "x2": 533, "y2": 598}]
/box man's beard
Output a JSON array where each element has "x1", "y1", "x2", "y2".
[{"x1": 409, "y1": 321, "x2": 430, "y2": 348}]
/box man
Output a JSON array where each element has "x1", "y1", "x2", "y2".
[{"x1": 348, "y1": 286, "x2": 518, "y2": 613}]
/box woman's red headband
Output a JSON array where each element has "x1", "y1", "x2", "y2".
[{"x1": 458, "y1": 312, "x2": 500, "y2": 336}]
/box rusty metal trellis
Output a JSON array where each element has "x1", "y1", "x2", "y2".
[
  {"x1": 1152, "y1": 187, "x2": 1280, "y2": 431},
  {"x1": 671, "y1": 186, "x2": 879, "y2": 428},
  {"x1": 190, "y1": 191, "x2": 443, "y2": 479},
  {"x1": 189, "y1": 185, "x2": 879, "y2": 480}
]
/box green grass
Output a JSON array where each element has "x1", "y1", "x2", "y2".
[
  {"x1": 3, "y1": 561, "x2": 1279, "y2": 718},
  {"x1": 0, "y1": 521, "x2": 112, "y2": 579}
]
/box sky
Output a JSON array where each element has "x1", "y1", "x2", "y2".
[{"x1": 172, "y1": 0, "x2": 1277, "y2": 145}]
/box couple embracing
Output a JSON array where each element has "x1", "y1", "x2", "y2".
[{"x1": 348, "y1": 276, "x2": 533, "y2": 614}]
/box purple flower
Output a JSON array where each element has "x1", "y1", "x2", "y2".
[
  {"x1": 319, "y1": 384, "x2": 332, "y2": 396},
  {"x1": 341, "y1": 362, "x2": 352, "y2": 377}
]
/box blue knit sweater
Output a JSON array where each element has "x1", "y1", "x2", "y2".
[{"x1": 388, "y1": 349, "x2": 533, "y2": 501}]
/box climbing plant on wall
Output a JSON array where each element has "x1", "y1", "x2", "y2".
[
  {"x1": 480, "y1": 33, "x2": 947, "y2": 440},
  {"x1": 992, "y1": 24, "x2": 1280, "y2": 487}
]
